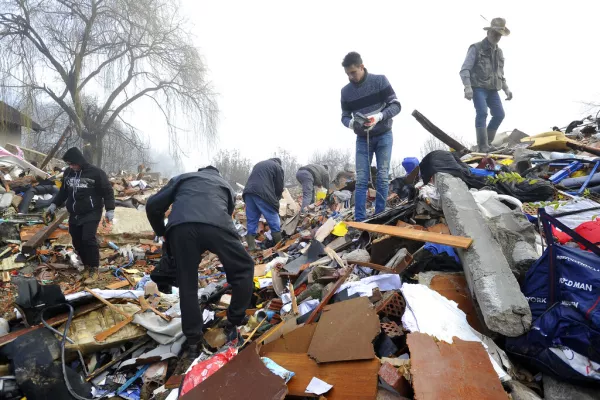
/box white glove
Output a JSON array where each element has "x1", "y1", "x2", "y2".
[
  {"x1": 464, "y1": 86, "x2": 473, "y2": 100},
  {"x1": 347, "y1": 117, "x2": 355, "y2": 130},
  {"x1": 365, "y1": 112, "x2": 383, "y2": 128},
  {"x1": 46, "y1": 203, "x2": 57, "y2": 215},
  {"x1": 504, "y1": 88, "x2": 513, "y2": 101},
  {"x1": 105, "y1": 210, "x2": 115, "y2": 222}
]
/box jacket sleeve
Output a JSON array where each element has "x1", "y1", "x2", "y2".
[
  {"x1": 341, "y1": 90, "x2": 353, "y2": 128},
  {"x1": 379, "y1": 75, "x2": 401, "y2": 121},
  {"x1": 146, "y1": 178, "x2": 178, "y2": 237},
  {"x1": 459, "y1": 45, "x2": 477, "y2": 86},
  {"x1": 226, "y1": 184, "x2": 235, "y2": 215},
  {"x1": 97, "y1": 169, "x2": 115, "y2": 211},
  {"x1": 52, "y1": 173, "x2": 68, "y2": 207},
  {"x1": 274, "y1": 165, "x2": 284, "y2": 199}
]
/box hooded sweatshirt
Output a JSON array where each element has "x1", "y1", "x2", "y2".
[
  {"x1": 52, "y1": 147, "x2": 115, "y2": 225},
  {"x1": 243, "y1": 158, "x2": 284, "y2": 211}
]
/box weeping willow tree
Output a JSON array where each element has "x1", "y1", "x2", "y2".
[{"x1": 0, "y1": 0, "x2": 217, "y2": 166}]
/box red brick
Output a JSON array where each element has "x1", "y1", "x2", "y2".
[{"x1": 378, "y1": 362, "x2": 411, "y2": 397}]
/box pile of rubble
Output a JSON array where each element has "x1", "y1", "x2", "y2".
[{"x1": 0, "y1": 112, "x2": 600, "y2": 400}]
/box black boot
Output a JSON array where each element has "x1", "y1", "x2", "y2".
[
  {"x1": 246, "y1": 234, "x2": 256, "y2": 251},
  {"x1": 272, "y1": 231, "x2": 282, "y2": 244},
  {"x1": 187, "y1": 336, "x2": 216, "y2": 360},
  {"x1": 476, "y1": 127, "x2": 491, "y2": 153}
]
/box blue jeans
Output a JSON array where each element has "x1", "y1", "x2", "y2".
[
  {"x1": 245, "y1": 194, "x2": 281, "y2": 235},
  {"x1": 473, "y1": 88, "x2": 505, "y2": 130},
  {"x1": 355, "y1": 131, "x2": 393, "y2": 221}
]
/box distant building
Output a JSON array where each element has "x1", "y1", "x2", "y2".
[{"x1": 0, "y1": 101, "x2": 43, "y2": 146}]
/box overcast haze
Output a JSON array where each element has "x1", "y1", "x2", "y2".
[{"x1": 129, "y1": 0, "x2": 600, "y2": 173}]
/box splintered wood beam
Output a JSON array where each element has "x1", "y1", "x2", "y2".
[{"x1": 22, "y1": 210, "x2": 68, "y2": 254}]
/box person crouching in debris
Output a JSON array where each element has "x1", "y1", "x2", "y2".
[
  {"x1": 146, "y1": 166, "x2": 254, "y2": 358},
  {"x1": 45, "y1": 147, "x2": 115, "y2": 285},
  {"x1": 460, "y1": 17, "x2": 513, "y2": 153},
  {"x1": 340, "y1": 52, "x2": 401, "y2": 222},
  {"x1": 242, "y1": 158, "x2": 284, "y2": 251},
  {"x1": 296, "y1": 164, "x2": 329, "y2": 211}
]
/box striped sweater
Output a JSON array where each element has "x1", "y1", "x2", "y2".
[{"x1": 340, "y1": 70, "x2": 401, "y2": 137}]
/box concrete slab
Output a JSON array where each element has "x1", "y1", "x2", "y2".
[
  {"x1": 543, "y1": 375, "x2": 600, "y2": 400},
  {"x1": 436, "y1": 173, "x2": 531, "y2": 336}
]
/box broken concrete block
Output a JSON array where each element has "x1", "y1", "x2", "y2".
[
  {"x1": 504, "y1": 380, "x2": 542, "y2": 400},
  {"x1": 543, "y1": 375, "x2": 600, "y2": 400},
  {"x1": 344, "y1": 248, "x2": 371, "y2": 263},
  {"x1": 436, "y1": 173, "x2": 532, "y2": 336},
  {"x1": 487, "y1": 210, "x2": 540, "y2": 280}
]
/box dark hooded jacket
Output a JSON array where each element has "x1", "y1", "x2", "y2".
[
  {"x1": 146, "y1": 167, "x2": 236, "y2": 237},
  {"x1": 299, "y1": 164, "x2": 330, "y2": 189},
  {"x1": 52, "y1": 147, "x2": 115, "y2": 225},
  {"x1": 243, "y1": 158, "x2": 284, "y2": 211}
]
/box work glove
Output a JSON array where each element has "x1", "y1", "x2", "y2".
[
  {"x1": 365, "y1": 112, "x2": 383, "y2": 128},
  {"x1": 46, "y1": 203, "x2": 57, "y2": 215},
  {"x1": 105, "y1": 210, "x2": 115, "y2": 222},
  {"x1": 504, "y1": 88, "x2": 513, "y2": 101},
  {"x1": 347, "y1": 116, "x2": 355, "y2": 130},
  {"x1": 464, "y1": 86, "x2": 473, "y2": 100}
]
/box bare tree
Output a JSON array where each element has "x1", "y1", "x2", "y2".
[
  {"x1": 0, "y1": 0, "x2": 217, "y2": 166},
  {"x1": 390, "y1": 158, "x2": 406, "y2": 179},
  {"x1": 212, "y1": 149, "x2": 252, "y2": 188},
  {"x1": 24, "y1": 98, "x2": 151, "y2": 173},
  {"x1": 274, "y1": 147, "x2": 299, "y2": 187},
  {"x1": 419, "y1": 133, "x2": 474, "y2": 158},
  {"x1": 309, "y1": 148, "x2": 354, "y2": 179}
]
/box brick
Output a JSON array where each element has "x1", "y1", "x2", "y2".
[{"x1": 378, "y1": 362, "x2": 411, "y2": 397}]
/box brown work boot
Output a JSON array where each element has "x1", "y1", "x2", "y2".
[{"x1": 83, "y1": 268, "x2": 99, "y2": 286}]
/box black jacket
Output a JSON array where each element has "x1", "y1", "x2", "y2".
[
  {"x1": 52, "y1": 147, "x2": 115, "y2": 225},
  {"x1": 146, "y1": 167, "x2": 236, "y2": 237},
  {"x1": 299, "y1": 164, "x2": 330, "y2": 189},
  {"x1": 243, "y1": 158, "x2": 284, "y2": 211}
]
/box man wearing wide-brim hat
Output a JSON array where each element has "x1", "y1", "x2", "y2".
[{"x1": 460, "y1": 18, "x2": 513, "y2": 153}]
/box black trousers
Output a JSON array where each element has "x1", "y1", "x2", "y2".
[
  {"x1": 69, "y1": 220, "x2": 101, "y2": 268},
  {"x1": 168, "y1": 223, "x2": 254, "y2": 343},
  {"x1": 18, "y1": 185, "x2": 59, "y2": 214}
]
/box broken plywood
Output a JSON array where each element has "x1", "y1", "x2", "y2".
[
  {"x1": 307, "y1": 296, "x2": 379, "y2": 363},
  {"x1": 407, "y1": 332, "x2": 506, "y2": 400},
  {"x1": 264, "y1": 352, "x2": 379, "y2": 400},
  {"x1": 259, "y1": 323, "x2": 317, "y2": 355},
  {"x1": 180, "y1": 343, "x2": 287, "y2": 400}
]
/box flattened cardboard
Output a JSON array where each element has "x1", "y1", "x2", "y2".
[
  {"x1": 407, "y1": 333, "x2": 506, "y2": 400},
  {"x1": 307, "y1": 297, "x2": 380, "y2": 363},
  {"x1": 180, "y1": 343, "x2": 287, "y2": 400}
]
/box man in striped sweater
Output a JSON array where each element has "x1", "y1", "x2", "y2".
[{"x1": 340, "y1": 52, "x2": 401, "y2": 221}]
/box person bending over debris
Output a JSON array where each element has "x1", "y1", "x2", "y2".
[
  {"x1": 460, "y1": 17, "x2": 513, "y2": 153},
  {"x1": 45, "y1": 147, "x2": 115, "y2": 285},
  {"x1": 296, "y1": 164, "x2": 329, "y2": 211},
  {"x1": 340, "y1": 51, "x2": 401, "y2": 222},
  {"x1": 243, "y1": 158, "x2": 284, "y2": 251},
  {"x1": 146, "y1": 166, "x2": 254, "y2": 358}
]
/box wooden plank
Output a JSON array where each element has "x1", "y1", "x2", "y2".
[
  {"x1": 106, "y1": 280, "x2": 130, "y2": 290},
  {"x1": 0, "y1": 302, "x2": 103, "y2": 348},
  {"x1": 412, "y1": 110, "x2": 467, "y2": 153},
  {"x1": 22, "y1": 210, "x2": 68, "y2": 254},
  {"x1": 264, "y1": 352, "x2": 379, "y2": 399},
  {"x1": 352, "y1": 260, "x2": 395, "y2": 274},
  {"x1": 306, "y1": 266, "x2": 354, "y2": 324},
  {"x1": 288, "y1": 282, "x2": 299, "y2": 315},
  {"x1": 566, "y1": 139, "x2": 600, "y2": 157},
  {"x1": 94, "y1": 316, "x2": 134, "y2": 342},
  {"x1": 85, "y1": 287, "x2": 131, "y2": 318},
  {"x1": 345, "y1": 221, "x2": 473, "y2": 249}
]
